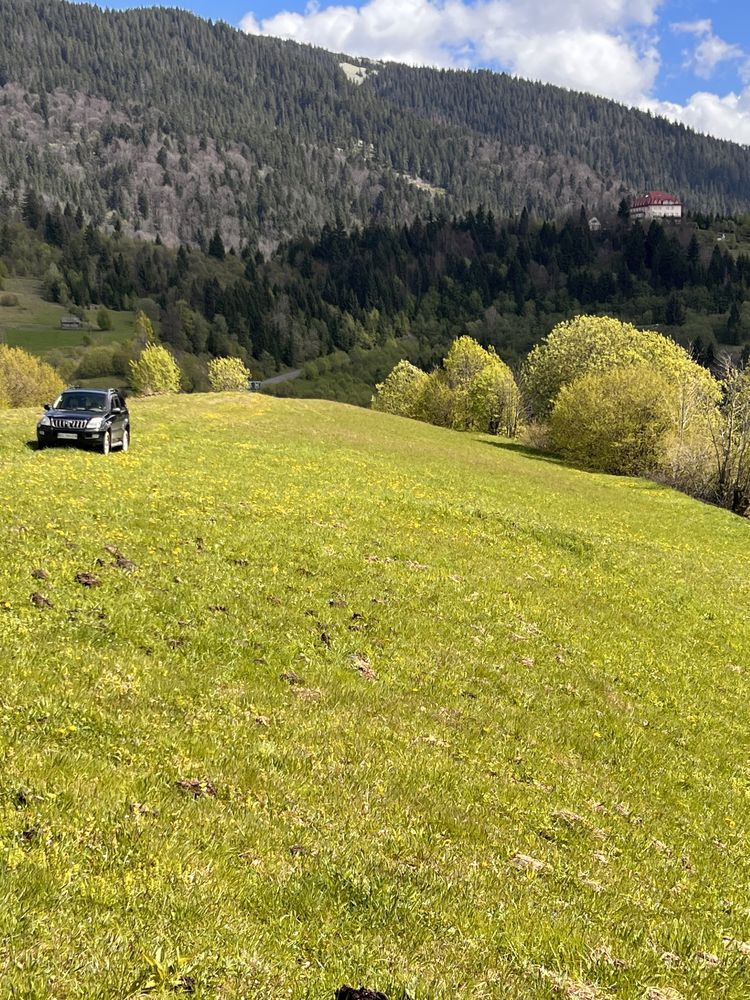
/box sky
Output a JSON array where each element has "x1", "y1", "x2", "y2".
[{"x1": 100, "y1": 0, "x2": 749, "y2": 144}]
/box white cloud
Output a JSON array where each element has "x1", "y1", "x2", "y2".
[
  {"x1": 240, "y1": 0, "x2": 750, "y2": 145},
  {"x1": 241, "y1": 0, "x2": 662, "y2": 103},
  {"x1": 672, "y1": 18, "x2": 745, "y2": 79},
  {"x1": 692, "y1": 36, "x2": 744, "y2": 79},
  {"x1": 506, "y1": 30, "x2": 659, "y2": 104},
  {"x1": 671, "y1": 19, "x2": 711, "y2": 36},
  {"x1": 650, "y1": 88, "x2": 750, "y2": 145}
]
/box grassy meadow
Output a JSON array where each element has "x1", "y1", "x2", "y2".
[
  {"x1": 0, "y1": 278, "x2": 133, "y2": 353},
  {"x1": 0, "y1": 394, "x2": 749, "y2": 998}
]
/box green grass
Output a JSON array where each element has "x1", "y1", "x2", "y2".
[
  {"x1": 0, "y1": 278, "x2": 133, "y2": 352},
  {"x1": 1, "y1": 395, "x2": 749, "y2": 999}
]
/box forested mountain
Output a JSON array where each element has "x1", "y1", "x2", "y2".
[{"x1": 1, "y1": 0, "x2": 750, "y2": 251}]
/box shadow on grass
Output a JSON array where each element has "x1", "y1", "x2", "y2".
[
  {"x1": 479, "y1": 438, "x2": 568, "y2": 468},
  {"x1": 481, "y1": 439, "x2": 683, "y2": 494},
  {"x1": 25, "y1": 440, "x2": 64, "y2": 452}
]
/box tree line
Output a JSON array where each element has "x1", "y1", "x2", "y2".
[
  {"x1": 2, "y1": 199, "x2": 749, "y2": 400},
  {"x1": 373, "y1": 319, "x2": 750, "y2": 516}
]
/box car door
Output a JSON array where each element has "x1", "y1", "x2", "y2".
[{"x1": 110, "y1": 392, "x2": 125, "y2": 444}]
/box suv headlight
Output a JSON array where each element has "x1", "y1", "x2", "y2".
[
  {"x1": 87, "y1": 417, "x2": 104, "y2": 431},
  {"x1": 38, "y1": 415, "x2": 51, "y2": 427}
]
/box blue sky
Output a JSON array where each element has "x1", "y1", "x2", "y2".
[{"x1": 98, "y1": 0, "x2": 749, "y2": 142}]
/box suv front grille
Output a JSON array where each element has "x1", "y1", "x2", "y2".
[{"x1": 52, "y1": 418, "x2": 87, "y2": 430}]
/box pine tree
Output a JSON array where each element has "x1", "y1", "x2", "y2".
[
  {"x1": 22, "y1": 188, "x2": 42, "y2": 230},
  {"x1": 208, "y1": 229, "x2": 225, "y2": 260}
]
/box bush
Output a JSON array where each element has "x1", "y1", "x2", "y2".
[
  {"x1": 465, "y1": 363, "x2": 520, "y2": 436},
  {"x1": 418, "y1": 371, "x2": 454, "y2": 427},
  {"x1": 658, "y1": 429, "x2": 717, "y2": 503},
  {"x1": 519, "y1": 421, "x2": 551, "y2": 452},
  {"x1": 129, "y1": 344, "x2": 181, "y2": 396},
  {"x1": 75, "y1": 346, "x2": 118, "y2": 380},
  {"x1": 0, "y1": 345, "x2": 64, "y2": 408},
  {"x1": 706, "y1": 367, "x2": 750, "y2": 514},
  {"x1": 112, "y1": 344, "x2": 138, "y2": 377},
  {"x1": 207, "y1": 356, "x2": 251, "y2": 392},
  {"x1": 0, "y1": 293, "x2": 19, "y2": 307},
  {"x1": 179, "y1": 355, "x2": 210, "y2": 393},
  {"x1": 96, "y1": 308, "x2": 112, "y2": 331},
  {"x1": 550, "y1": 365, "x2": 674, "y2": 475},
  {"x1": 372, "y1": 359, "x2": 429, "y2": 419},
  {"x1": 373, "y1": 338, "x2": 520, "y2": 437},
  {"x1": 522, "y1": 314, "x2": 719, "y2": 421}
]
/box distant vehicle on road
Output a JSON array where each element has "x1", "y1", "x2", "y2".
[{"x1": 37, "y1": 388, "x2": 130, "y2": 455}]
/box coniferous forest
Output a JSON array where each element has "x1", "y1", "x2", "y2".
[{"x1": 1, "y1": 0, "x2": 750, "y2": 253}]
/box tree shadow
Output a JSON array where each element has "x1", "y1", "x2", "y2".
[{"x1": 479, "y1": 438, "x2": 568, "y2": 467}]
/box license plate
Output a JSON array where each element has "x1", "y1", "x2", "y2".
[{"x1": 58, "y1": 433, "x2": 78, "y2": 440}]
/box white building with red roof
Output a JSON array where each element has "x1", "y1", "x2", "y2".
[{"x1": 630, "y1": 191, "x2": 682, "y2": 221}]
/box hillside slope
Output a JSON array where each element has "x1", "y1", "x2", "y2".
[
  {"x1": 1, "y1": 0, "x2": 750, "y2": 247},
  {"x1": 1, "y1": 395, "x2": 749, "y2": 998}
]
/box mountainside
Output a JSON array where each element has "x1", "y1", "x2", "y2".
[
  {"x1": 1, "y1": 0, "x2": 750, "y2": 249},
  {"x1": 1, "y1": 393, "x2": 750, "y2": 997}
]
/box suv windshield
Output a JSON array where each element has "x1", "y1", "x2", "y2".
[{"x1": 54, "y1": 391, "x2": 109, "y2": 412}]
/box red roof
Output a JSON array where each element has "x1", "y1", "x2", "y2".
[{"x1": 632, "y1": 191, "x2": 681, "y2": 208}]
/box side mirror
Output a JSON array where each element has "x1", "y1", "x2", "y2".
[
  {"x1": 111, "y1": 406, "x2": 121, "y2": 414},
  {"x1": 43, "y1": 403, "x2": 51, "y2": 411}
]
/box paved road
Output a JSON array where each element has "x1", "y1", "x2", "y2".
[{"x1": 260, "y1": 368, "x2": 302, "y2": 386}]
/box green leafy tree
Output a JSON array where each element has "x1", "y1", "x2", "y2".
[
  {"x1": 443, "y1": 335, "x2": 495, "y2": 391},
  {"x1": 522, "y1": 315, "x2": 719, "y2": 422},
  {"x1": 207, "y1": 356, "x2": 251, "y2": 391},
  {"x1": 443, "y1": 336, "x2": 518, "y2": 432},
  {"x1": 417, "y1": 371, "x2": 454, "y2": 427},
  {"x1": 75, "y1": 346, "x2": 118, "y2": 379},
  {"x1": 134, "y1": 309, "x2": 157, "y2": 346},
  {"x1": 372, "y1": 359, "x2": 429, "y2": 419},
  {"x1": 129, "y1": 343, "x2": 181, "y2": 395},
  {"x1": 466, "y1": 363, "x2": 520, "y2": 436},
  {"x1": 550, "y1": 365, "x2": 675, "y2": 475}
]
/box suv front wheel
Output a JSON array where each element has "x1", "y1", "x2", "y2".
[{"x1": 101, "y1": 430, "x2": 112, "y2": 456}]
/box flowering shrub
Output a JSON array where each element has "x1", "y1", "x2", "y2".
[
  {"x1": 522, "y1": 314, "x2": 719, "y2": 421},
  {"x1": 0, "y1": 344, "x2": 63, "y2": 407},
  {"x1": 207, "y1": 356, "x2": 251, "y2": 392},
  {"x1": 129, "y1": 343, "x2": 181, "y2": 396},
  {"x1": 374, "y1": 337, "x2": 519, "y2": 436}
]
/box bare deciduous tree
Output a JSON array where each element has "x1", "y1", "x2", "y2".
[{"x1": 708, "y1": 355, "x2": 750, "y2": 515}]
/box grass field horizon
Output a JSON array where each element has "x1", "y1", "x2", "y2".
[{"x1": 1, "y1": 394, "x2": 749, "y2": 998}]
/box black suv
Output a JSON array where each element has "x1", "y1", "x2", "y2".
[{"x1": 37, "y1": 388, "x2": 130, "y2": 455}]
